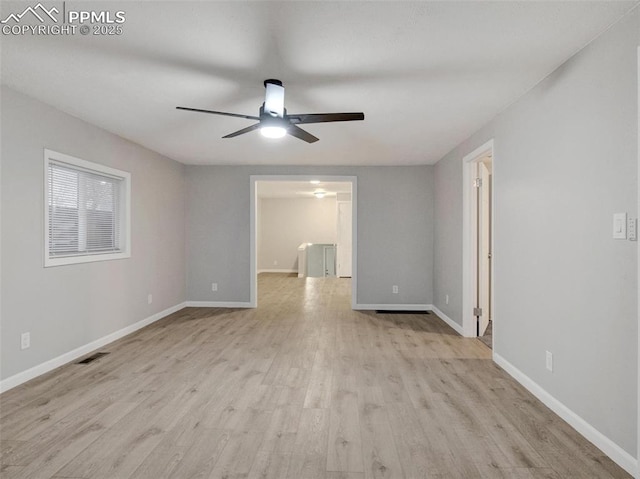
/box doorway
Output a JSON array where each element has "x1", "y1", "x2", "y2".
[
  {"x1": 462, "y1": 140, "x2": 495, "y2": 345},
  {"x1": 250, "y1": 175, "x2": 357, "y2": 308},
  {"x1": 476, "y1": 158, "x2": 493, "y2": 345}
]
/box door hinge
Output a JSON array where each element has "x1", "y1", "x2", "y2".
[
  {"x1": 474, "y1": 307, "x2": 482, "y2": 317},
  {"x1": 473, "y1": 178, "x2": 482, "y2": 188}
]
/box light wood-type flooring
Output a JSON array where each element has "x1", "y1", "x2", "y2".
[{"x1": 0, "y1": 274, "x2": 631, "y2": 478}]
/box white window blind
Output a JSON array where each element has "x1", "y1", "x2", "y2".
[
  {"x1": 45, "y1": 150, "x2": 129, "y2": 266},
  {"x1": 48, "y1": 161, "x2": 123, "y2": 257}
]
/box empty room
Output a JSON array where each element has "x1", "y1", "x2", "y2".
[{"x1": 1, "y1": 1, "x2": 639, "y2": 478}]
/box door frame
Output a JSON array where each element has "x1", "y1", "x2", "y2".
[
  {"x1": 336, "y1": 199, "x2": 353, "y2": 278},
  {"x1": 636, "y1": 46, "x2": 640, "y2": 479},
  {"x1": 462, "y1": 139, "x2": 495, "y2": 340},
  {"x1": 249, "y1": 175, "x2": 357, "y2": 308}
]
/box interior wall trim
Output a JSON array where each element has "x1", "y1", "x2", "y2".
[
  {"x1": 0, "y1": 302, "x2": 187, "y2": 393},
  {"x1": 353, "y1": 303, "x2": 430, "y2": 311},
  {"x1": 185, "y1": 301, "x2": 254, "y2": 308},
  {"x1": 429, "y1": 305, "x2": 464, "y2": 336},
  {"x1": 494, "y1": 353, "x2": 637, "y2": 476}
]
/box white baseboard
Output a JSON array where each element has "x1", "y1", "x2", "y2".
[
  {"x1": 0, "y1": 302, "x2": 187, "y2": 394},
  {"x1": 257, "y1": 269, "x2": 297, "y2": 274},
  {"x1": 185, "y1": 301, "x2": 254, "y2": 308},
  {"x1": 354, "y1": 303, "x2": 429, "y2": 311},
  {"x1": 351, "y1": 303, "x2": 464, "y2": 339},
  {"x1": 493, "y1": 353, "x2": 637, "y2": 476},
  {"x1": 428, "y1": 305, "x2": 464, "y2": 336}
]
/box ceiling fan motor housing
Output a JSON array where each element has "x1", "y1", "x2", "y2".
[
  {"x1": 263, "y1": 79, "x2": 285, "y2": 118},
  {"x1": 263, "y1": 79, "x2": 283, "y2": 88},
  {"x1": 259, "y1": 105, "x2": 288, "y2": 129}
]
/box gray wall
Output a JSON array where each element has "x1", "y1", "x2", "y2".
[
  {"x1": 258, "y1": 197, "x2": 337, "y2": 272},
  {"x1": 186, "y1": 165, "x2": 434, "y2": 306},
  {"x1": 433, "y1": 150, "x2": 463, "y2": 323},
  {"x1": 1, "y1": 86, "x2": 186, "y2": 381},
  {"x1": 433, "y1": 10, "x2": 639, "y2": 455}
]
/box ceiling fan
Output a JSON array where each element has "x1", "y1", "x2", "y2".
[{"x1": 176, "y1": 79, "x2": 365, "y2": 143}]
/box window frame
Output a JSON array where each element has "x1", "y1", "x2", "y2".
[{"x1": 44, "y1": 149, "x2": 131, "y2": 267}]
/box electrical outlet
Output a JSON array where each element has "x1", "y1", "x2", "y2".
[
  {"x1": 445, "y1": 294, "x2": 449, "y2": 305},
  {"x1": 392, "y1": 285, "x2": 399, "y2": 294},
  {"x1": 546, "y1": 351, "x2": 553, "y2": 372},
  {"x1": 21, "y1": 332, "x2": 30, "y2": 350},
  {"x1": 147, "y1": 294, "x2": 153, "y2": 304},
  {"x1": 273, "y1": 260, "x2": 278, "y2": 266},
  {"x1": 211, "y1": 283, "x2": 218, "y2": 292}
]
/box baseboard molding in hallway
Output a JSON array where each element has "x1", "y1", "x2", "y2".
[
  {"x1": 429, "y1": 305, "x2": 465, "y2": 336},
  {"x1": 0, "y1": 301, "x2": 187, "y2": 393},
  {"x1": 185, "y1": 301, "x2": 254, "y2": 308},
  {"x1": 494, "y1": 352, "x2": 637, "y2": 476}
]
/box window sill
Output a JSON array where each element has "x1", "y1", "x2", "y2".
[{"x1": 44, "y1": 251, "x2": 131, "y2": 268}]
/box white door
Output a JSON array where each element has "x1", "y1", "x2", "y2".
[
  {"x1": 477, "y1": 160, "x2": 492, "y2": 336},
  {"x1": 336, "y1": 201, "x2": 352, "y2": 277}
]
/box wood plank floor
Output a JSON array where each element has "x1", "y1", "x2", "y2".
[{"x1": 0, "y1": 273, "x2": 630, "y2": 478}]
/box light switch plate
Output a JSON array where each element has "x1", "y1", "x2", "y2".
[
  {"x1": 627, "y1": 218, "x2": 637, "y2": 241},
  {"x1": 613, "y1": 213, "x2": 627, "y2": 239}
]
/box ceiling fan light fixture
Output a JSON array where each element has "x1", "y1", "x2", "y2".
[
  {"x1": 176, "y1": 79, "x2": 364, "y2": 143},
  {"x1": 261, "y1": 126, "x2": 287, "y2": 139}
]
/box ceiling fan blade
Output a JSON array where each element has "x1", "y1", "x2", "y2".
[
  {"x1": 287, "y1": 124, "x2": 319, "y2": 143},
  {"x1": 176, "y1": 106, "x2": 259, "y2": 121},
  {"x1": 222, "y1": 123, "x2": 261, "y2": 138},
  {"x1": 287, "y1": 112, "x2": 364, "y2": 124}
]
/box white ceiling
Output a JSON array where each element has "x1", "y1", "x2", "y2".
[
  {"x1": 257, "y1": 180, "x2": 352, "y2": 199},
  {"x1": 1, "y1": 1, "x2": 637, "y2": 166}
]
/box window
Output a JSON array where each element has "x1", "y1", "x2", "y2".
[{"x1": 44, "y1": 149, "x2": 130, "y2": 267}]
